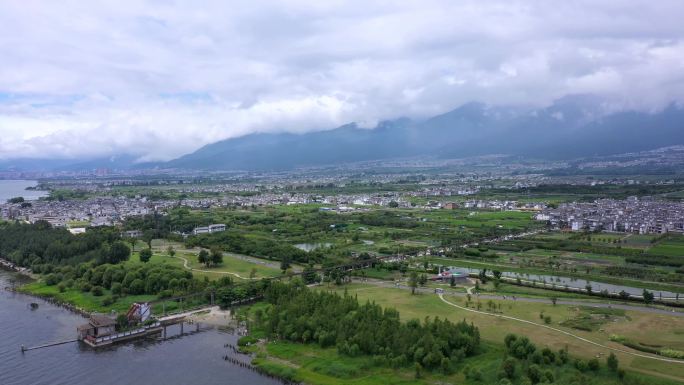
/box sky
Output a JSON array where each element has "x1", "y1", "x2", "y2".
[{"x1": 0, "y1": 0, "x2": 683, "y2": 161}]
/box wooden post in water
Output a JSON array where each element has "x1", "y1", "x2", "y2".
[{"x1": 180, "y1": 321, "x2": 184, "y2": 334}]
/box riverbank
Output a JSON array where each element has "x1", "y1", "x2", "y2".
[{"x1": 0, "y1": 257, "x2": 35, "y2": 278}]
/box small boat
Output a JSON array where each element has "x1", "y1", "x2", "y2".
[{"x1": 29, "y1": 303, "x2": 39, "y2": 310}]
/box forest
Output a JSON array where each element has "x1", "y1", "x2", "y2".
[
  {"x1": 0, "y1": 221, "x2": 127, "y2": 267},
  {"x1": 261, "y1": 283, "x2": 481, "y2": 373}
]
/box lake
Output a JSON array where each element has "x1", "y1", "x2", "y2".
[
  {"x1": 0, "y1": 270, "x2": 280, "y2": 385},
  {"x1": 0, "y1": 180, "x2": 48, "y2": 202}
]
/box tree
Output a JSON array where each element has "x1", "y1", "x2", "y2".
[
  {"x1": 606, "y1": 352, "x2": 618, "y2": 372},
  {"x1": 587, "y1": 358, "x2": 600, "y2": 371},
  {"x1": 478, "y1": 268, "x2": 488, "y2": 283},
  {"x1": 198, "y1": 249, "x2": 209, "y2": 266},
  {"x1": 418, "y1": 273, "x2": 428, "y2": 286},
  {"x1": 210, "y1": 247, "x2": 223, "y2": 266},
  {"x1": 139, "y1": 248, "x2": 152, "y2": 263},
  {"x1": 618, "y1": 290, "x2": 630, "y2": 300},
  {"x1": 116, "y1": 314, "x2": 129, "y2": 331},
  {"x1": 127, "y1": 237, "x2": 137, "y2": 252},
  {"x1": 167, "y1": 245, "x2": 175, "y2": 257},
  {"x1": 527, "y1": 364, "x2": 542, "y2": 384},
  {"x1": 302, "y1": 264, "x2": 319, "y2": 284},
  {"x1": 249, "y1": 267, "x2": 257, "y2": 279},
  {"x1": 409, "y1": 271, "x2": 418, "y2": 295},
  {"x1": 142, "y1": 230, "x2": 154, "y2": 249},
  {"x1": 642, "y1": 289, "x2": 654, "y2": 304},
  {"x1": 585, "y1": 284, "x2": 592, "y2": 295},
  {"x1": 449, "y1": 275, "x2": 456, "y2": 287},
  {"x1": 107, "y1": 241, "x2": 131, "y2": 264},
  {"x1": 280, "y1": 256, "x2": 291, "y2": 272},
  {"x1": 501, "y1": 357, "x2": 516, "y2": 379},
  {"x1": 550, "y1": 297, "x2": 557, "y2": 306},
  {"x1": 388, "y1": 201, "x2": 399, "y2": 208}
]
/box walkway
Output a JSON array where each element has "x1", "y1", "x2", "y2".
[
  {"x1": 171, "y1": 255, "x2": 257, "y2": 280},
  {"x1": 358, "y1": 278, "x2": 684, "y2": 317}
]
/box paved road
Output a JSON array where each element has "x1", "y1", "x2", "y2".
[{"x1": 355, "y1": 278, "x2": 684, "y2": 317}]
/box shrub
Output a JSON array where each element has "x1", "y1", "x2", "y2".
[
  {"x1": 238, "y1": 335, "x2": 258, "y2": 347},
  {"x1": 587, "y1": 358, "x2": 600, "y2": 371},
  {"x1": 57, "y1": 283, "x2": 66, "y2": 293},
  {"x1": 44, "y1": 273, "x2": 59, "y2": 286},
  {"x1": 607, "y1": 352, "x2": 618, "y2": 372},
  {"x1": 111, "y1": 282, "x2": 123, "y2": 295},
  {"x1": 91, "y1": 285, "x2": 104, "y2": 296},
  {"x1": 574, "y1": 359, "x2": 588, "y2": 372},
  {"x1": 101, "y1": 296, "x2": 114, "y2": 306}
]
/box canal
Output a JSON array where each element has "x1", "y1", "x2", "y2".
[
  {"x1": 0, "y1": 270, "x2": 280, "y2": 385},
  {"x1": 449, "y1": 266, "x2": 682, "y2": 299}
]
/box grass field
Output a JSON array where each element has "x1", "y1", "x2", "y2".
[
  {"x1": 147, "y1": 239, "x2": 285, "y2": 279},
  {"x1": 20, "y1": 281, "x2": 156, "y2": 313},
  {"x1": 315, "y1": 283, "x2": 684, "y2": 382},
  {"x1": 648, "y1": 236, "x2": 684, "y2": 257}
]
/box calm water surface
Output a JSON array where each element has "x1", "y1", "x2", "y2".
[
  {"x1": 0, "y1": 180, "x2": 48, "y2": 202},
  {"x1": 0, "y1": 270, "x2": 279, "y2": 385}
]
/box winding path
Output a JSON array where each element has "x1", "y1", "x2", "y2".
[
  {"x1": 438, "y1": 292, "x2": 684, "y2": 364},
  {"x1": 171, "y1": 255, "x2": 258, "y2": 280},
  {"x1": 360, "y1": 278, "x2": 684, "y2": 317}
]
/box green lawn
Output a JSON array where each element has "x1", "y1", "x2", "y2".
[
  {"x1": 20, "y1": 281, "x2": 156, "y2": 313},
  {"x1": 315, "y1": 283, "x2": 684, "y2": 382}
]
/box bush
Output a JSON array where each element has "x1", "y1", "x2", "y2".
[
  {"x1": 527, "y1": 364, "x2": 542, "y2": 384},
  {"x1": 91, "y1": 285, "x2": 104, "y2": 296},
  {"x1": 237, "y1": 335, "x2": 258, "y2": 347},
  {"x1": 101, "y1": 296, "x2": 114, "y2": 306},
  {"x1": 574, "y1": 359, "x2": 588, "y2": 372},
  {"x1": 111, "y1": 282, "x2": 123, "y2": 295},
  {"x1": 607, "y1": 352, "x2": 618, "y2": 372},
  {"x1": 57, "y1": 283, "x2": 66, "y2": 293},
  {"x1": 44, "y1": 273, "x2": 60, "y2": 286},
  {"x1": 587, "y1": 358, "x2": 600, "y2": 371},
  {"x1": 79, "y1": 281, "x2": 92, "y2": 292}
]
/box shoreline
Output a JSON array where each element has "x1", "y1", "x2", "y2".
[{"x1": 1, "y1": 261, "x2": 91, "y2": 318}]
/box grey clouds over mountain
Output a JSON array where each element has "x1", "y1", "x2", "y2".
[
  {"x1": 165, "y1": 96, "x2": 684, "y2": 170},
  {"x1": 0, "y1": 1, "x2": 683, "y2": 163}
]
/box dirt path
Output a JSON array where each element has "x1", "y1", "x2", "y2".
[{"x1": 438, "y1": 293, "x2": 684, "y2": 364}]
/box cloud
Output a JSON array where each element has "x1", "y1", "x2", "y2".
[{"x1": 0, "y1": 0, "x2": 683, "y2": 160}]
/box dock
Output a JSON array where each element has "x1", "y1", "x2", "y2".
[
  {"x1": 21, "y1": 338, "x2": 78, "y2": 352},
  {"x1": 81, "y1": 321, "x2": 164, "y2": 348}
]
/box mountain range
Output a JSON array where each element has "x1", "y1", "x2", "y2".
[
  {"x1": 166, "y1": 95, "x2": 684, "y2": 170},
  {"x1": 1, "y1": 95, "x2": 683, "y2": 172}
]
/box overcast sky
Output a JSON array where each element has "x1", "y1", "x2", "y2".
[{"x1": 1, "y1": 0, "x2": 683, "y2": 161}]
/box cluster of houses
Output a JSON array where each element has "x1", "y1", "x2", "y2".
[
  {"x1": 0, "y1": 197, "x2": 161, "y2": 228},
  {"x1": 536, "y1": 197, "x2": 684, "y2": 234},
  {"x1": 192, "y1": 224, "x2": 226, "y2": 235}
]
